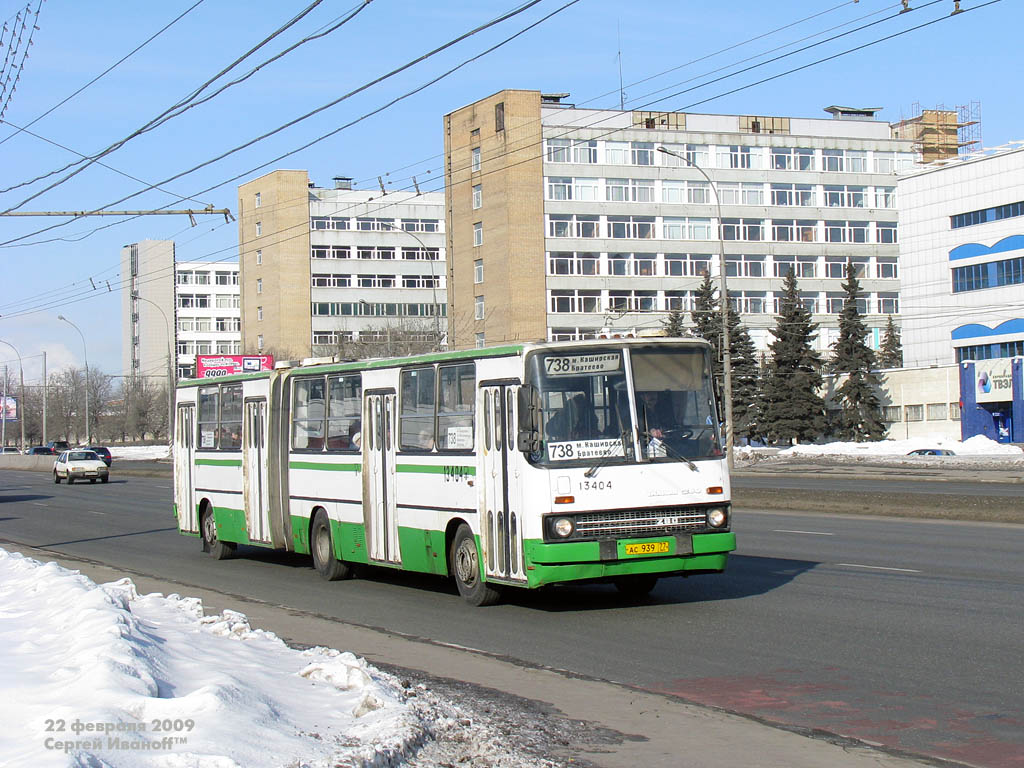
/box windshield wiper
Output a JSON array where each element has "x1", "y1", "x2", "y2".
[
  {"x1": 641, "y1": 428, "x2": 699, "y2": 472},
  {"x1": 583, "y1": 430, "x2": 631, "y2": 478}
]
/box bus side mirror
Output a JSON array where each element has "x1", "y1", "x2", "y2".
[
  {"x1": 713, "y1": 377, "x2": 725, "y2": 426},
  {"x1": 516, "y1": 385, "x2": 541, "y2": 453}
]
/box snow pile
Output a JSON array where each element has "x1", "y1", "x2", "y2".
[
  {"x1": 110, "y1": 445, "x2": 171, "y2": 461},
  {"x1": 0, "y1": 548, "x2": 424, "y2": 767},
  {"x1": 773, "y1": 434, "x2": 1022, "y2": 458}
]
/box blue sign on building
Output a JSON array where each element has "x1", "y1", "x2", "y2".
[{"x1": 958, "y1": 359, "x2": 1023, "y2": 443}]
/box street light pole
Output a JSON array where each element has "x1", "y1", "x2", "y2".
[
  {"x1": 0, "y1": 340, "x2": 26, "y2": 452},
  {"x1": 132, "y1": 292, "x2": 175, "y2": 447},
  {"x1": 58, "y1": 315, "x2": 90, "y2": 445},
  {"x1": 657, "y1": 146, "x2": 734, "y2": 468}
]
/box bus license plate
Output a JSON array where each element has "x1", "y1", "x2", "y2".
[{"x1": 624, "y1": 541, "x2": 670, "y2": 556}]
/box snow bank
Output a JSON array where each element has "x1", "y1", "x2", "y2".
[
  {"x1": 110, "y1": 446, "x2": 171, "y2": 461},
  {"x1": 769, "y1": 434, "x2": 1022, "y2": 458},
  {"x1": 0, "y1": 548, "x2": 423, "y2": 767}
]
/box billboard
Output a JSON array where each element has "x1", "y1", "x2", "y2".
[
  {"x1": 195, "y1": 355, "x2": 274, "y2": 379},
  {"x1": 1, "y1": 396, "x2": 17, "y2": 421},
  {"x1": 974, "y1": 359, "x2": 1013, "y2": 403}
]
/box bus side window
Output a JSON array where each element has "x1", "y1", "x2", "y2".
[
  {"x1": 400, "y1": 368, "x2": 436, "y2": 450},
  {"x1": 198, "y1": 387, "x2": 219, "y2": 449},
  {"x1": 326, "y1": 374, "x2": 361, "y2": 451},
  {"x1": 438, "y1": 363, "x2": 475, "y2": 451}
]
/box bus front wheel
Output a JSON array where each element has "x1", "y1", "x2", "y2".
[
  {"x1": 311, "y1": 510, "x2": 352, "y2": 581},
  {"x1": 201, "y1": 506, "x2": 236, "y2": 560},
  {"x1": 450, "y1": 524, "x2": 501, "y2": 606},
  {"x1": 614, "y1": 575, "x2": 659, "y2": 597}
]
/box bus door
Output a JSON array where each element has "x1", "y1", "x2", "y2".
[
  {"x1": 243, "y1": 398, "x2": 270, "y2": 543},
  {"x1": 173, "y1": 403, "x2": 197, "y2": 533},
  {"x1": 363, "y1": 390, "x2": 400, "y2": 564},
  {"x1": 480, "y1": 383, "x2": 524, "y2": 582}
]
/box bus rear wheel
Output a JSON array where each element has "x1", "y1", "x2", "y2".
[
  {"x1": 201, "y1": 506, "x2": 236, "y2": 560},
  {"x1": 450, "y1": 524, "x2": 501, "y2": 606},
  {"x1": 311, "y1": 510, "x2": 352, "y2": 581}
]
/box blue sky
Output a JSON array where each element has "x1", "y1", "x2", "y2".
[{"x1": 0, "y1": 0, "x2": 1017, "y2": 385}]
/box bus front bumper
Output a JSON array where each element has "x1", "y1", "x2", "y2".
[{"x1": 522, "y1": 531, "x2": 736, "y2": 588}]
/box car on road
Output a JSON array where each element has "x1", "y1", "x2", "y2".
[
  {"x1": 87, "y1": 445, "x2": 112, "y2": 467},
  {"x1": 0, "y1": 446, "x2": 20, "y2": 454},
  {"x1": 46, "y1": 440, "x2": 71, "y2": 453},
  {"x1": 24, "y1": 446, "x2": 54, "y2": 455},
  {"x1": 53, "y1": 449, "x2": 110, "y2": 484},
  {"x1": 907, "y1": 448, "x2": 956, "y2": 456}
]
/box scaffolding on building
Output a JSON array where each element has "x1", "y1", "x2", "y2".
[{"x1": 892, "y1": 101, "x2": 982, "y2": 163}]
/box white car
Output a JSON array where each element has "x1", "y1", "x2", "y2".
[{"x1": 54, "y1": 449, "x2": 110, "y2": 484}]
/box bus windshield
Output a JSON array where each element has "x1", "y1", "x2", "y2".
[{"x1": 527, "y1": 345, "x2": 722, "y2": 465}]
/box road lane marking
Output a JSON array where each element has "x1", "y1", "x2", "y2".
[
  {"x1": 838, "y1": 563, "x2": 921, "y2": 573},
  {"x1": 32, "y1": 502, "x2": 49, "y2": 507},
  {"x1": 773, "y1": 529, "x2": 834, "y2": 535},
  {"x1": 154, "y1": 485, "x2": 171, "y2": 489}
]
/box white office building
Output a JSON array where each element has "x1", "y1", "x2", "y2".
[
  {"x1": 121, "y1": 240, "x2": 240, "y2": 382},
  {"x1": 898, "y1": 144, "x2": 1024, "y2": 367}
]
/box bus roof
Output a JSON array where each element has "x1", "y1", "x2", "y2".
[{"x1": 176, "y1": 337, "x2": 711, "y2": 388}]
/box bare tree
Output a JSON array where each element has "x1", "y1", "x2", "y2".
[{"x1": 312, "y1": 319, "x2": 442, "y2": 361}]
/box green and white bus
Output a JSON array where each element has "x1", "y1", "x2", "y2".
[{"x1": 172, "y1": 338, "x2": 736, "y2": 605}]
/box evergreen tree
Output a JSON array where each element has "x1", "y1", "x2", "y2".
[
  {"x1": 877, "y1": 315, "x2": 903, "y2": 369},
  {"x1": 760, "y1": 269, "x2": 825, "y2": 444},
  {"x1": 830, "y1": 260, "x2": 886, "y2": 441},
  {"x1": 662, "y1": 309, "x2": 688, "y2": 337},
  {"x1": 690, "y1": 272, "x2": 720, "y2": 368},
  {"x1": 724, "y1": 295, "x2": 761, "y2": 442}
]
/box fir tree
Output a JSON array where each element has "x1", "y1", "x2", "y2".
[
  {"x1": 830, "y1": 260, "x2": 886, "y2": 441},
  {"x1": 760, "y1": 268, "x2": 825, "y2": 444},
  {"x1": 878, "y1": 315, "x2": 903, "y2": 369},
  {"x1": 690, "y1": 272, "x2": 721, "y2": 372},
  {"x1": 724, "y1": 295, "x2": 761, "y2": 442},
  {"x1": 662, "y1": 309, "x2": 688, "y2": 337}
]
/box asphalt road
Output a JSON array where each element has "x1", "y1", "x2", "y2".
[{"x1": 1, "y1": 467, "x2": 1022, "y2": 767}]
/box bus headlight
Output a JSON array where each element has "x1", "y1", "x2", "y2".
[
  {"x1": 706, "y1": 507, "x2": 728, "y2": 528},
  {"x1": 553, "y1": 517, "x2": 574, "y2": 537}
]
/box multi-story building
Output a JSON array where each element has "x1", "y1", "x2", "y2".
[
  {"x1": 898, "y1": 144, "x2": 1024, "y2": 367},
  {"x1": 120, "y1": 239, "x2": 240, "y2": 382},
  {"x1": 236, "y1": 171, "x2": 447, "y2": 360},
  {"x1": 444, "y1": 90, "x2": 921, "y2": 353}
]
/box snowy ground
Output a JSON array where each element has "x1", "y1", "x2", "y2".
[
  {"x1": 736, "y1": 434, "x2": 1023, "y2": 470},
  {"x1": 0, "y1": 548, "x2": 558, "y2": 768},
  {"x1": 111, "y1": 445, "x2": 172, "y2": 462}
]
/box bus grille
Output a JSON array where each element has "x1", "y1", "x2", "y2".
[{"x1": 574, "y1": 508, "x2": 708, "y2": 538}]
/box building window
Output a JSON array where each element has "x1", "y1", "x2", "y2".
[
  {"x1": 663, "y1": 217, "x2": 712, "y2": 241},
  {"x1": 905, "y1": 405, "x2": 924, "y2": 422},
  {"x1": 472, "y1": 184, "x2": 482, "y2": 209},
  {"x1": 257, "y1": 306, "x2": 263, "y2": 321},
  {"x1": 573, "y1": 140, "x2": 597, "y2": 164},
  {"x1": 876, "y1": 221, "x2": 898, "y2": 244},
  {"x1": 257, "y1": 334, "x2": 264, "y2": 350},
  {"x1": 877, "y1": 293, "x2": 899, "y2": 314},
  {"x1": 608, "y1": 215, "x2": 655, "y2": 239},
  {"x1": 474, "y1": 295, "x2": 484, "y2": 320},
  {"x1": 951, "y1": 263, "x2": 990, "y2": 293},
  {"x1": 950, "y1": 402, "x2": 961, "y2": 420},
  {"x1": 474, "y1": 259, "x2": 483, "y2": 284},
  {"x1": 472, "y1": 147, "x2": 481, "y2": 171},
  {"x1": 875, "y1": 186, "x2": 896, "y2": 208},
  {"x1": 254, "y1": 192, "x2": 261, "y2": 208},
  {"x1": 926, "y1": 403, "x2": 947, "y2": 421},
  {"x1": 951, "y1": 200, "x2": 1024, "y2": 229},
  {"x1": 256, "y1": 279, "x2": 262, "y2": 294},
  {"x1": 255, "y1": 249, "x2": 262, "y2": 265},
  {"x1": 722, "y1": 218, "x2": 763, "y2": 242},
  {"x1": 771, "y1": 146, "x2": 815, "y2": 171},
  {"x1": 475, "y1": 332, "x2": 485, "y2": 348},
  {"x1": 255, "y1": 221, "x2": 262, "y2": 236},
  {"x1": 605, "y1": 141, "x2": 629, "y2": 164},
  {"x1": 631, "y1": 142, "x2": 654, "y2": 166},
  {"x1": 883, "y1": 406, "x2": 902, "y2": 422},
  {"x1": 876, "y1": 258, "x2": 898, "y2": 279},
  {"x1": 470, "y1": 128, "x2": 480, "y2": 141},
  {"x1": 725, "y1": 253, "x2": 765, "y2": 278},
  {"x1": 548, "y1": 176, "x2": 573, "y2": 200},
  {"x1": 546, "y1": 138, "x2": 570, "y2": 162},
  {"x1": 473, "y1": 222, "x2": 483, "y2": 247},
  {"x1": 494, "y1": 102, "x2": 504, "y2": 132}
]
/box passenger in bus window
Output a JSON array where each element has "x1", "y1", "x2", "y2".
[
  {"x1": 349, "y1": 421, "x2": 361, "y2": 449},
  {"x1": 546, "y1": 394, "x2": 597, "y2": 442}
]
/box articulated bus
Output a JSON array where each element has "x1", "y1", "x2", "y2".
[{"x1": 172, "y1": 338, "x2": 736, "y2": 605}]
